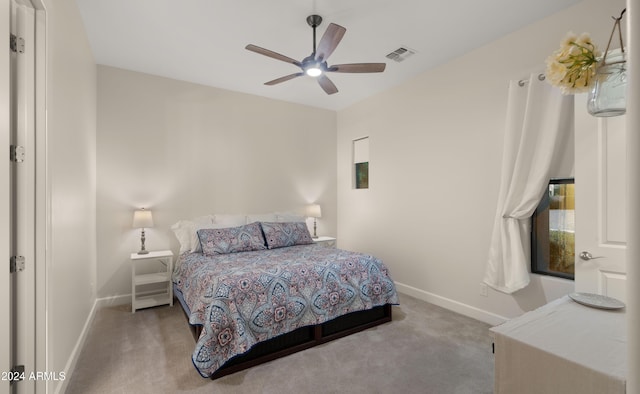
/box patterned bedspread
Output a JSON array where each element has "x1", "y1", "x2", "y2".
[{"x1": 173, "y1": 244, "x2": 398, "y2": 377}]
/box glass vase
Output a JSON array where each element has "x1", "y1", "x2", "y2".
[{"x1": 587, "y1": 50, "x2": 627, "y2": 117}]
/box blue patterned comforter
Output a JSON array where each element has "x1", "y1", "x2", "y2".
[{"x1": 173, "y1": 244, "x2": 398, "y2": 377}]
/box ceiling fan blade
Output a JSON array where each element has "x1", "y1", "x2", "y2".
[
  {"x1": 317, "y1": 74, "x2": 338, "y2": 95},
  {"x1": 315, "y1": 23, "x2": 346, "y2": 62},
  {"x1": 264, "y1": 73, "x2": 304, "y2": 86},
  {"x1": 245, "y1": 44, "x2": 302, "y2": 67},
  {"x1": 328, "y1": 63, "x2": 386, "y2": 73}
]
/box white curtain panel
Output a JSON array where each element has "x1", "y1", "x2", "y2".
[{"x1": 484, "y1": 74, "x2": 574, "y2": 294}]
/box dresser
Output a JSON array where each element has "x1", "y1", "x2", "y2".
[{"x1": 491, "y1": 296, "x2": 626, "y2": 394}]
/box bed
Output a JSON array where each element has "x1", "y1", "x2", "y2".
[{"x1": 172, "y1": 218, "x2": 398, "y2": 379}]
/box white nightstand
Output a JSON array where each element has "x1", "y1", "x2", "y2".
[
  {"x1": 130, "y1": 250, "x2": 174, "y2": 313},
  {"x1": 313, "y1": 236, "x2": 336, "y2": 248}
]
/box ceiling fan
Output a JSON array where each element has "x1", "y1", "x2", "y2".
[{"x1": 245, "y1": 15, "x2": 386, "y2": 95}]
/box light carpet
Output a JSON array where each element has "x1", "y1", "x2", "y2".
[{"x1": 66, "y1": 293, "x2": 494, "y2": 394}]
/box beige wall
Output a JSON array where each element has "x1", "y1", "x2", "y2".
[
  {"x1": 96, "y1": 66, "x2": 337, "y2": 299},
  {"x1": 43, "y1": 0, "x2": 97, "y2": 392},
  {"x1": 337, "y1": 0, "x2": 625, "y2": 322}
]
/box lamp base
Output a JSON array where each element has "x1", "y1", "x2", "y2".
[
  {"x1": 138, "y1": 229, "x2": 149, "y2": 255},
  {"x1": 313, "y1": 218, "x2": 318, "y2": 238}
]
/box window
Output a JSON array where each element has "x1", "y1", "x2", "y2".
[
  {"x1": 531, "y1": 178, "x2": 575, "y2": 280},
  {"x1": 353, "y1": 137, "x2": 369, "y2": 189}
]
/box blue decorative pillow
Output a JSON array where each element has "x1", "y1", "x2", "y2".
[
  {"x1": 260, "y1": 222, "x2": 313, "y2": 249},
  {"x1": 197, "y1": 222, "x2": 267, "y2": 255}
]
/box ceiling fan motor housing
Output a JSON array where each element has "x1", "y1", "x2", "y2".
[
  {"x1": 306, "y1": 15, "x2": 322, "y2": 28},
  {"x1": 302, "y1": 55, "x2": 327, "y2": 73}
]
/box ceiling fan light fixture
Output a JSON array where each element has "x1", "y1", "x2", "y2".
[
  {"x1": 305, "y1": 66, "x2": 322, "y2": 77},
  {"x1": 302, "y1": 57, "x2": 324, "y2": 77}
]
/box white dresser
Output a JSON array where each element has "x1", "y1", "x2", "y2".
[{"x1": 491, "y1": 296, "x2": 626, "y2": 394}]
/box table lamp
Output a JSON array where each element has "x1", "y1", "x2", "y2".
[
  {"x1": 306, "y1": 204, "x2": 322, "y2": 238},
  {"x1": 132, "y1": 208, "x2": 154, "y2": 254}
]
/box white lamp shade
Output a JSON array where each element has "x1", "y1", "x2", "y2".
[
  {"x1": 306, "y1": 204, "x2": 322, "y2": 218},
  {"x1": 132, "y1": 209, "x2": 154, "y2": 228}
]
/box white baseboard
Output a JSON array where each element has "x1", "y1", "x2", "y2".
[
  {"x1": 52, "y1": 294, "x2": 131, "y2": 394},
  {"x1": 95, "y1": 293, "x2": 132, "y2": 308},
  {"x1": 53, "y1": 298, "x2": 98, "y2": 394},
  {"x1": 395, "y1": 281, "x2": 508, "y2": 326}
]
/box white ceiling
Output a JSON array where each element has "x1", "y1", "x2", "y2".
[{"x1": 75, "y1": 0, "x2": 580, "y2": 111}]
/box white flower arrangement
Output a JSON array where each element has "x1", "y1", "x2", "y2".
[{"x1": 546, "y1": 32, "x2": 601, "y2": 94}]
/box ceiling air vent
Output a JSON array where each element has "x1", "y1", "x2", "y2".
[{"x1": 386, "y1": 47, "x2": 416, "y2": 63}]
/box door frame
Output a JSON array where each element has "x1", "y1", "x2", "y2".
[
  {"x1": 3, "y1": 1, "x2": 46, "y2": 393},
  {"x1": 1, "y1": 0, "x2": 12, "y2": 391},
  {"x1": 11, "y1": 1, "x2": 37, "y2": 392},
  {"x1": 33, "y1": 3, "x2": 46, "y2": 393}
]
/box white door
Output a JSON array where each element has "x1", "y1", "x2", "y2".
[
  {"x1": 574, "y1": 94, "x2": 627, "y2": 301},
  {"x1": 9, "y1": 0, "x2": 36, "y2": 392}
]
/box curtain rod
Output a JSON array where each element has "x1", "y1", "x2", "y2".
[{"x1": 518, "y1": 73, "x2": 546, "y2": 87}]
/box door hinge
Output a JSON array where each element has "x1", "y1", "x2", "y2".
[
  {"x1": 10, "y1": 145, "x2": 25, "y2": 163},
  {"x1": 10, "y1": 365, "x2": 25, "y2": 385},
  {"x1": 10, "y1": 256, "x2": 25, "y2": 273},
  {"x1": 10, "y1": 33, "x2": 24, "y2": 53}
]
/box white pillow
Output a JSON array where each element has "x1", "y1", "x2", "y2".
[
  {"x1": 171, "y1": 220, "x2": 192, "y2": 255},
  {"x1": 170, "y1": 215, "x2": 215, "y2": 254}
]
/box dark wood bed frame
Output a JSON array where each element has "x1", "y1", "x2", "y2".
[{"x1": 178, "y1": 295, "x2": 392, "y2": 379}]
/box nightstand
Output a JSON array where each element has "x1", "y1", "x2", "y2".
[
  {"x1": 313, "y1": 236, "x2": 336, "y2": 248},
  {"x1": 130, "y1": 250, "x2": 174, "y2": 313}
]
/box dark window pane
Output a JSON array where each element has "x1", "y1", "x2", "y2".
[
  {"x1": 532, "y1": 179, "x2": 575, "y2": 280},
  {"x1": 355, "y1": 162, "x2": 369, "y2": 189}
]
